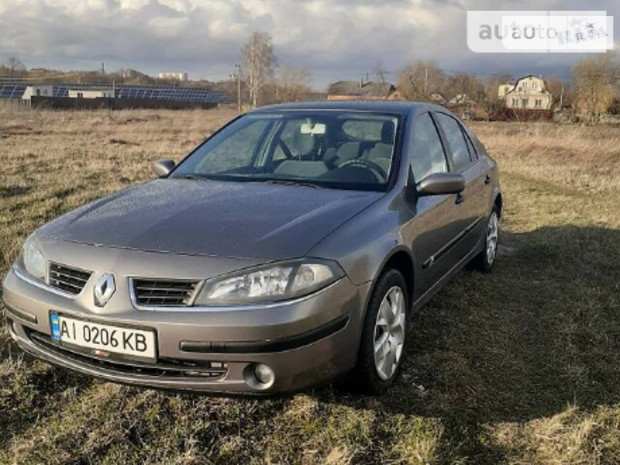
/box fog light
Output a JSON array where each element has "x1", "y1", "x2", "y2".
[
  {"x1": 254, "y1": 364, "x2": 275, "y2": 385},
  {"x1": 244, "y1": 363, "x2": 275, "y2": 390}
]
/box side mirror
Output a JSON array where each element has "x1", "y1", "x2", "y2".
[
  {"x1": 417, "y1": 172, "x2": 465, "y2": 196},
  {"x1": 152, "y1": 159, "x2": 175, "y2": 178}
]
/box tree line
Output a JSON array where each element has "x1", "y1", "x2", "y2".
[{"x1": 2, "y1": 32, "x2": 618, "y2": 118}]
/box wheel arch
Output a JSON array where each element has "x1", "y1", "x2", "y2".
[
  {"x1": 367, "y1": 247, "x2": 416, "y2": 316},
  {"x1": 494, "y1": 192, "x2": 503, "y2": 218}
]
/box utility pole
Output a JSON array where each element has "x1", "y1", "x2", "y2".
[
  {"x1": 559, "y1": 84, "x2": 564, "y2": 110},
  {"x1": 234, "y1": 64, "x2": 242, "y2": 113}
]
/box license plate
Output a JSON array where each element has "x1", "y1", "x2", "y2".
[{"x1": 50, "y1": 314, "x2": 156, "y2": 362}]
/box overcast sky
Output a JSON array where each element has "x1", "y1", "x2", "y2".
[{"x1": 0, "y1": 0, "x2": 618, "y2": 88}]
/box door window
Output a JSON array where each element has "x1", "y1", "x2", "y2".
[
  {"x1": 462, "y1": 128, "x2": 477, "y2": 160},
  {"x1": 409, "y1": 113, "x2": 448, "y2": 182},
  {"x1": 435, "y1": 113, "x2": 472, "y2": 172}
]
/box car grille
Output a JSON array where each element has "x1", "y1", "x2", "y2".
[
  {"x1": 132, "y1": 279, "x2": 199, "y2": 307},
  {"x1": 48, "y1": 263, "x2": 92, "y2": 295}
]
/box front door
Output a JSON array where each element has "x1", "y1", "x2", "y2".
[
  {"x1": 434, "y1": 112, "x2": 488, "y2": 258},
  {"x1": 402, "y1": 112, "x2": 464, "y2": 297}
]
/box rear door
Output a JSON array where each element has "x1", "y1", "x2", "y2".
[{"x1": 433, "y1": 112, "x2": 488, "y2": 258}]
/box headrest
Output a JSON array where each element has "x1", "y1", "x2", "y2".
[{"x1": 381, "y1": 121, "x2": 395, "y2": 143}]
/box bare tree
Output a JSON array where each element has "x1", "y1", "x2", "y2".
[
  {"x1": 278, "y1": 66, "x2": 311, "y2": 102},
  {"x1": 242, "y1": 32, "x2": 277, "y2": 108},
  {"x1": 397, "y1": 61, "x2": 445, "y2": 101},
  {"x1": 442, "y1": 73, "x2": 486, "y2": 103},
  {"x1": 545, "y1": 77, "x2": 572, "y2": 109},
  {"x1": 374, "y1": 62, "x2": 388, "y2": 83},
  {"x1": 572, "y1": 54, "x2": 618, "y2": 120},
  {"x1": 2, "y1": 56, "x2": 26, "y2": 78},
  {"x1": 480, "y1": 74, "x2": 511, "y2": 120}
]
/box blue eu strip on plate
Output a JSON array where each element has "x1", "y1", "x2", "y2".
[{"x1": 50, "y1": 314, "x2": 60, "y2": 341}]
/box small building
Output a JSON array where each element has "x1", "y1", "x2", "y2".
[
  {"x1": 429, "y1": 92, "x2": 446, "y2": 104},
  {"x1": 498, "y1": 83, "x2": 514, "y2": 99},
  {"x1": 68, "y1": 88, "x2": 114, "y2": 99},
  {"x1": 22, "y1": 84, "x2": 53, "y2": 100},
  {"x1": 448, "y1": 94, "x2": 475, "y2": 106},
  {"x1": 500, "y1": 75, "x2": 553, "y2": 110},
  {"x1": 156, "y1": 72, "x2": 189, "y2": 81},
  {"x1": 327, "y1": 80, "x2": 400, "y2": 101}
]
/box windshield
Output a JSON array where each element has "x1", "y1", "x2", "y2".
[{"x1": 171, "y1": 111, "x2": 400, "y2": 191}]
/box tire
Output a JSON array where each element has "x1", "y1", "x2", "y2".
[
  {"x1": 472, "y1": 205, "x2": 500, "y2": 272},
  {"x1": 350, "y1": 269, "x2": 409, "y2": 395}
]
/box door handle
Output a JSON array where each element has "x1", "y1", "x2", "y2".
[
  {"x1": 455, "y1": 193, "x2": 465, "y2": 205},
  {"x1": 484, "y1": 175, "x2": 492, "y2": 185}
]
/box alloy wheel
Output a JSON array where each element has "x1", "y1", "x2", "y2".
[
  {"x1": 373, "y1": 286, "x2": 406, "y2": 381},
  {"x1": 486, "y1": 211, "x2": 499, "y2": 264}
]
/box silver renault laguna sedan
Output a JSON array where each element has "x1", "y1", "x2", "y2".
[{"x1": 3, "y1": 102, "x2": 501, "y2": 395}]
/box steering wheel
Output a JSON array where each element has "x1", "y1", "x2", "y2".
[{"x1": 338, "y1": 159, "x2": 387, "y2": 182}]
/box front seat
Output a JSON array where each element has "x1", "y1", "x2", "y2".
[
  {"x1": 288, "y1": 124, "x2": 318, "y2": 160},
  {"x1": 365, "y1": 121, "x2": 395, "y2": 174}
]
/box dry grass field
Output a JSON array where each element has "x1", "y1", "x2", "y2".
[{"x1": 0, "y1": 104, "x2": 619, "y2": 464}]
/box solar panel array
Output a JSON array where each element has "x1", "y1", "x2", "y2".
[
  {"x1": 0, "y1": 83, "x2": 230, "y2": 104},
  {"x1": 0, "y1": 83, "x2": 27, "y2": 99}
]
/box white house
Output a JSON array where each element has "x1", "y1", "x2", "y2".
[
  {"x1": 22, "y1": 85, "x2": 54, "y2": 100},
  {"x1": 499, "y1": 75, "x2": 553, "y2": 110},
  {"x1": 156, "y1": 72, "x2": 188, "y2": 81},
  {"x1": 68, "y1": 88, "x2": 114, "y2": 99}
]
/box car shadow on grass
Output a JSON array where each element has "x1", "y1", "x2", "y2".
[
  {"x1": 319, "y1": 225, "x2": 620, "y2": 462},
  {"x1": 1, "y1": 226, "x2": 618, "y2": 463}
]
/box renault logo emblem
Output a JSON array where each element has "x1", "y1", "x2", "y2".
[{"x1": 94, "y1": 273, "x2": 116, "y2": 307}]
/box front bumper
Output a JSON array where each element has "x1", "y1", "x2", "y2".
[{"x1": 2, "y1": 266, "x2": 371, "y2": 394}]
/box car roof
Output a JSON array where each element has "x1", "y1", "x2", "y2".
[{"x1": 251, "y1": 100, "x2": 430, "y2": 116}]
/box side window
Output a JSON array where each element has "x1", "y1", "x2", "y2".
[
  {"x1": 435, "y1": 113, "x2": 472, "y2": 172},
  {"x1": 410, "y1": 113, "x2": 448, "y2": 182},
  {"x1": 461, "y1": 127, "x2": 478, "y2": 160}
]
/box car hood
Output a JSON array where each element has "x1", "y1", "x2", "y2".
[{"x1": 38, "y1": 179, "x2": 382, "y2": 260}]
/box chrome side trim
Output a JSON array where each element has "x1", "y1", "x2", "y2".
[
  {"x1": 129, "y1": 278, "x2": 341, "y2": 312},
  {"x1": 13, "y1": 266, "x2": 83, "y2": 300}
]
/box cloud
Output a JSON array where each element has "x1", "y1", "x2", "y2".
[{"x1": 0, "y1": 0, "x2": 617, "y2": 86}]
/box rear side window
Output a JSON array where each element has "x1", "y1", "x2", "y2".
[
  {"x1": 462, "y1": 128, "x2": 478, "y2": 159},
  {"x1": 409, "y1": 113, "x2": 448, "y2": 182},
  {"x1": 435, "y1": 113, "x2": 472, "y2": 172}
]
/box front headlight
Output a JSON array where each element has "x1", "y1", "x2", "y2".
[
  {"x1": 16, "y1": 233, "x2": 47, "y2": 282},
  {"x1": 195, "y1": 259, "x2": 344, "y2": 306}
]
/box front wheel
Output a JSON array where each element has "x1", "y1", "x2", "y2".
[
  {"x1": 350, "y1": 269, "x2": 408, "y2": 395},
  {"x1": 472, "y1": 206, "x2": 499, "y2": 272}
]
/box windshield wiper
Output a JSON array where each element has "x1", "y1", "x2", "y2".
[
  {"x1": 175, "y1": 174, "x2": 209, "y2": 180},
  {"x1": 261, "y1": 179, "x2": 324, "y2": 189}
]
